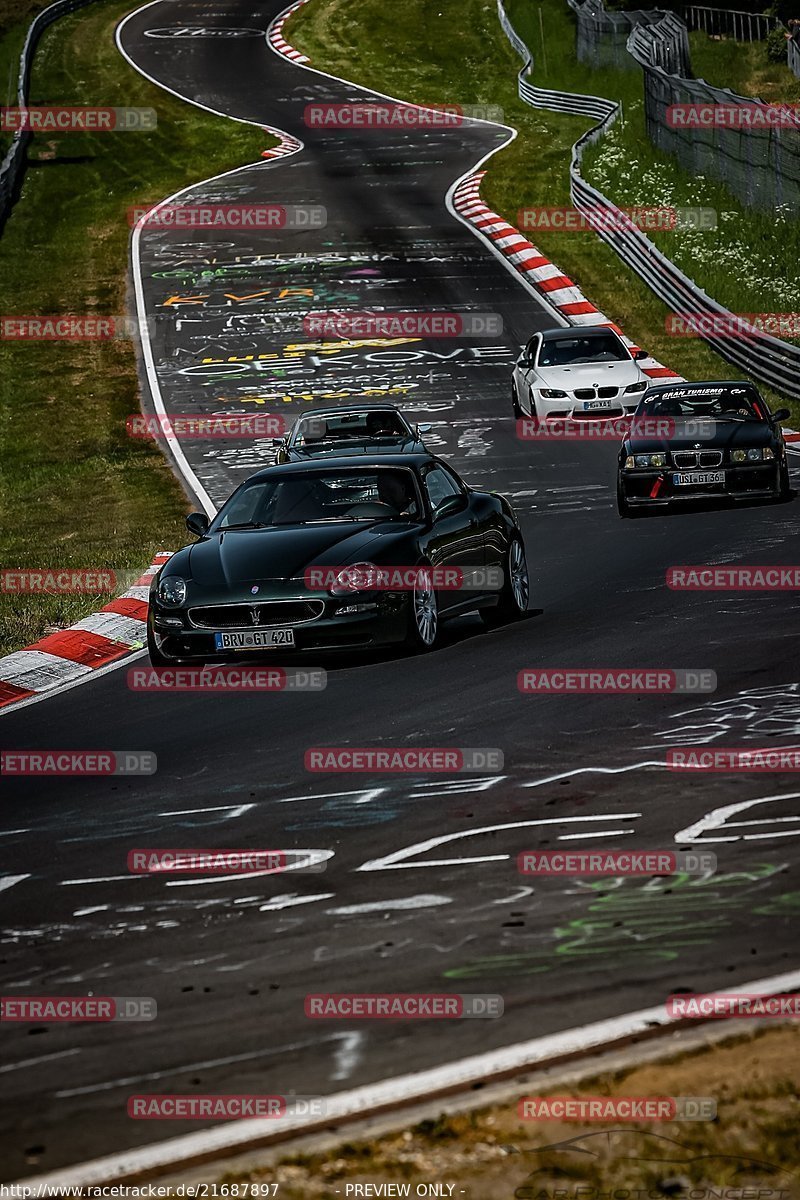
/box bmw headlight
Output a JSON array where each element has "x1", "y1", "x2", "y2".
[
  {"x1": 633, "y1": 453, "x2": 666, "y2": 468},
  {"x1": 330, "y1": 562, "x2": 379, "y2": 595},
  {"x1": 731, "y1": 448, "x2": 769, "y2": 463},
  {"x1": 540, "y1": 388, "x2": 568, "y2": 399},
  {"x1": 624, "y1": 381, "x2": 647, "y2": 393},
  {"x1": 157, "y1": 576, "x2": 187, "y2": 607}
]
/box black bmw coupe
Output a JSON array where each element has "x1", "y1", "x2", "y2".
[
  {"x1": 617, "y1": 380, "x2": 791, "y2": 516},
  {"x1": 147, "y1": 454, "x2": 529, "y2": 663},
  {"x1": 273, "y1": 404, "x2": 429, "y2": 463}
]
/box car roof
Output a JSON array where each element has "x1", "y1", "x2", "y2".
[
  {"x1": 248, "y1": 453, "x2": 436, "y2": 480},
  {"x1": 293, "y1": 404, "x2": 404, "y2": 418},
  {"x1": 539, "y1": 327, "x2": 623, "y2": 342}
]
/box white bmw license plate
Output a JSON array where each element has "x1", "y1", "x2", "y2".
[
  {"x1": 672, "y1": 471, "x2": 725, "y2": 486},
  {"x1": 214, "y1": 629, "x2": 295, "y2": 650},
  {"x1": 583, "y1": 400, "x2": 613, "y2": 410}
]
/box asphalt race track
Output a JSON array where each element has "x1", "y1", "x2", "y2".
[{"x1": 2, "y1": 0, "x2": 800, "y2": 1180}]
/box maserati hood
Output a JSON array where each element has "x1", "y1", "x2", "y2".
[{"x1": 181, "y1": 522, "x2": 417, "y2": 588}]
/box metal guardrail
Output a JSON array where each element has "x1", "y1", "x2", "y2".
[
  {"x1": 495, "y1": 0, "x2": 800, "y2": 401},
  {"x1": 0, "y1": 0, "x2": 98, "y2": 232},
  {"x1": 680, "y1": 5, "x2": 779, "y2": 41}
]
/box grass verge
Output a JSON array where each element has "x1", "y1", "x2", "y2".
[
  {"x1": 285, "y1": 0, "x2": 800, "y2": 417},
  {"x1": 216, "y1": 1026, "x2": 799, "y2": 1197},
  {"x1": 0, "y1": 0, "x2": 275, "y2": 655}
]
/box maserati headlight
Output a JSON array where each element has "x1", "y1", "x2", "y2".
[
  {"x1": 330, "y1": 562, "x2": 379, "y2": 595},
  {"x1": 624, "y1": 381, "x2": 647, "y2": 393},
  {"x1": 157, "y1": 576, "x2": 187, "y2": 607},
  {"x1": 540, "y1": 388, "x2": 568, "y2": 399}
]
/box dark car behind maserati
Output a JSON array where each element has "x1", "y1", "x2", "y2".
[
  {"x1": 148, "y1": 454, "x2": 529, "y2": 662},
  {"x1": 617, "y1": 380, "x2": 791, "y2": 516}
]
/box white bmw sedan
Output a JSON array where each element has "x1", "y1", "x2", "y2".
[{"x1": 511, "y1": 327, "x2": 650, "y2": 420}]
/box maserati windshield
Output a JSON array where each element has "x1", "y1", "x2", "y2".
[{"x1": 210, "y1": 468, "x2": 422, "y2": 529}]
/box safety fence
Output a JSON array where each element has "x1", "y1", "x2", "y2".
[
  {"x1": 679, "y1": 6, "x2": 779, "y2": 41},
  {"x1": 495, "y1": 0, "x2": 800, "y2": 400},
  {"x1": 627, "y1": 10, "x2": 800, "y2": 212},
  {"x1": 0, "y1": 0, "x2": 97, "y2": 231},
  {"x1": 789, "y1": 27, "x2": 800, "y2": 79},
  {"x1": 568, "y1": 0, "x2": 663, "y2": 71}
]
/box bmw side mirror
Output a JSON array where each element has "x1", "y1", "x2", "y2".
[
  {"x1": 186, "y1": 511, "x2": 209, "y2": 537},
  {"x1": 436, "y1": 494, "x2": 469, "y2": 519},
  {"x1": 773, "y1": 408, "x2": 791, "y2": 422},
  {"x1": 417, "y1": 423, "x2": 432, "y2": 434},
  {"x1": 633, "y1": 349, "x2": 648, "y2": 361},
  {"x1": 271, "y1": 437, "x2": 285, "y2": 446}
]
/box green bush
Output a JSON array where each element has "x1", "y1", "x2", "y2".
[{"x1": 766, "y1": 24, "x2": 789, "y2": 62}]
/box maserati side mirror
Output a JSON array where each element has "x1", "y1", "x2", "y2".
[{"x1": 186, "y1": 511, "x2": 210, "y2": 537}]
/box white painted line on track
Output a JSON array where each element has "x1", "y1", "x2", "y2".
[{"x1": 15, "y1": 967, "x2": 800, "y2": 1186}]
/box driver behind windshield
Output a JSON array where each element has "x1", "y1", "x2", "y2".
[{"x1": 378, "y1": 472, "x2": 417, "y2": 516}]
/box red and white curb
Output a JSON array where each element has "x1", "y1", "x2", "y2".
[
  {"x1": 268, "y1": 0, "x2": 311, "y2": 63},
  {"x1": 260, "y1": 128, "x2": 303, "y2": 160},
  {"x1": 452, "y1": 172, "x2": 682, "y2": 382},
  {"x1": 0, "y1": 553, "x2": 171, "y2": 711}
]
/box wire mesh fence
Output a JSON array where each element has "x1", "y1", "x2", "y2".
[
  {"x1": 628, "y1": 12, "x2": 800, "y2": 211},
  {"x1": 568, "y1": 0, "x2": 663, "y2": 71}
]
